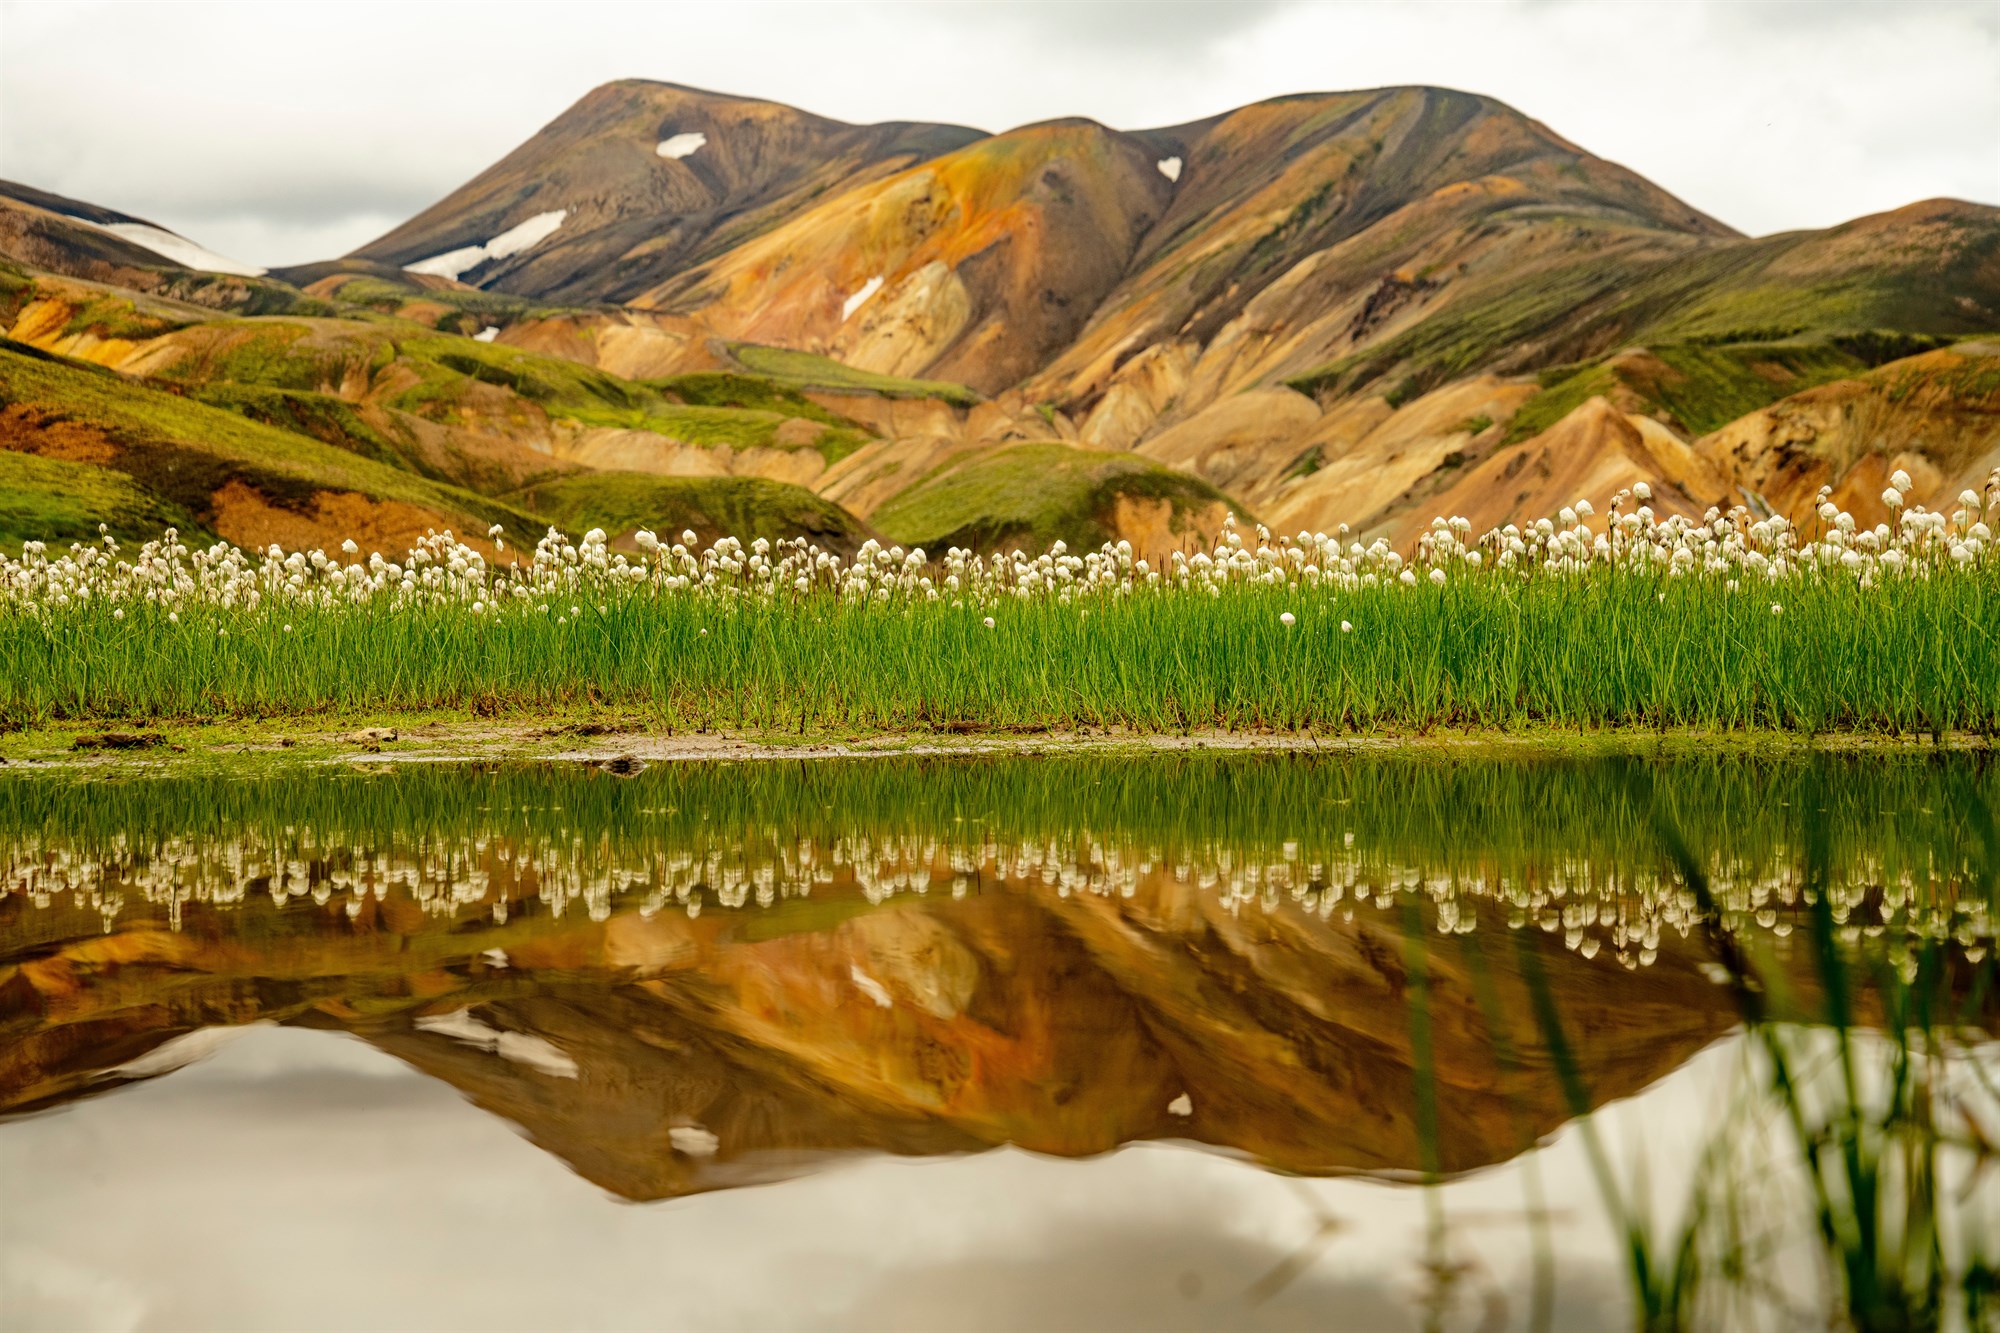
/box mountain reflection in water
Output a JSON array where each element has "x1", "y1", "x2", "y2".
[{"x1": 1, "y1": 751, "x2": 1995, "y2": 1330}]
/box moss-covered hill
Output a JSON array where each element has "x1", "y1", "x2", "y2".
[{"x1": 871, "y1": 442, "x2": 1240, "y2": 556}]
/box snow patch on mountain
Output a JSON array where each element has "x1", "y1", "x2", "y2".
[
  {"x1": 70, "y1": 217, "x2": 265, "y2": 276},
  {"x1": 842, "y1": 275, "x2": 884, "y2": 320},
  {"x1": 1156, "y1": 157, "x2": 1182, "y2": 183},
  {"x1": 473, "y1": 326, "x2": 500, "y2": 343},
  {"x1": 415, "y1": 1008, "x2": 579, "y2": 1078},
  {"x1": 405, "y1": 209, "x2": 567, "y2": 282},
  {"x1": 657, "y1": 132, "x2": 708, "y2": 160}
]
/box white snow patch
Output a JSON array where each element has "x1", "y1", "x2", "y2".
[
  {"x1": 669, "y1": 1124, "x2": 720, "y2": 1157},
  {"x1": 841, "y1": 275, "x2": 884, "y2": 321},
  {"x1": 415, "y1": 1008, "x2": 579, "y2": 1078},
  {"x1": 1167, "y1": 1092, "x2": 1193, "y2": 1117},
  {"x1": 69, "y1": 217, "x2": 265, "y2": 276},
  {"x1": 1156, "y1": 157, "x2": 1183, "y2": 183},
  {"x1": 473, "y1": 326, "x2": 500, "y2": 343},
  {"x1": 403, "y1": 245, "x2": 485, "y2": 281},
  {"x1": 480, "y1": 946, "x2": 509, "y2": 965},
  {"x1": 656, "y1": 132, "x2": 708, "y2": 160},
  {"x1": 404, "y1": 209, "x2": 567, "y2": 281},
  {"x1": 850, "y1": 964, "x2": 893, "y2": 1008}
]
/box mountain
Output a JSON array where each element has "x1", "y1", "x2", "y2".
[
  {"x1": 2, "y1": 79, "x2": 1996, "y2": 557},
  {"x1": 319, "y1": 81, "x2": 984, "y2": 306}
]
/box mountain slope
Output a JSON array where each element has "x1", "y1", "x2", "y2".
[
  {"x1": 0, "y1": 344, "x2": 543, "y2": 552},
  {"x1": 635, "y1": 118, "x2": 1176, "y2": 395},
  {"x1": 333, "y1": 81, "x2": 984, "y2": 305},
  {"x1": 4, "y1": 80, "x2": 1997, "y2": 559}
]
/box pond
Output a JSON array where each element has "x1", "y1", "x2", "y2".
[{"x1": 1, "y1": 750, "x2": 1995, "y2": 1331}]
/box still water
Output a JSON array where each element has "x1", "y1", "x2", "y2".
[{"x1": 1, "y1": 751, "x2": 1995, "y2": 1331}]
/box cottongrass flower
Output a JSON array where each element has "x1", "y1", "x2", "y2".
[
  {"x1": 1771, "y1": 603, "x2": 1784, "y2": 617},
  {"x1": 1, "y1": 483, "x2": 1990, "y2": 640},
  {"x1": 1279, "y1": 612, "x2": 1296, "y2": 626},
  {"x1": 983, "y1": 616, "x2": 996, "y2": 629},
  {"x1": 1340, "y1": 620, "x2": 1353, "y2": 633}
]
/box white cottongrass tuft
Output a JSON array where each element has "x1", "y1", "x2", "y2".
[
  {"x1": 1340, "y1": 620, "x2": 1353, "y2": 633},
  {"x1": 0, "y1": 490, "x2": 1986, "y2": 636}
]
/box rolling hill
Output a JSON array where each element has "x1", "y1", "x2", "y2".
[{"x1": 2, "y1": 79, "x2": 1995, "y2": 559}]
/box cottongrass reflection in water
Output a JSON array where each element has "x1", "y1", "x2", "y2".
[{"x1": 1, "y1": 751, "x2": 1996, "y2": 1331}]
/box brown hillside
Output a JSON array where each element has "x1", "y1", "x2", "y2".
[{"x1": 337, "y1": 81, "x2": 984, "y2": 305}]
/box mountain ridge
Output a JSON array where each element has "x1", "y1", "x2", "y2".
[{"x1": 2, "y1": 77, "x2": 1995, "y2": 558}]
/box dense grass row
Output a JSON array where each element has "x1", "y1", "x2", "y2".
[{"x1": 3, "y1": 570, "x2": 1996, "y2": 732}]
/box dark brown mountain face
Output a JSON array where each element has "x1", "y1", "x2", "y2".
[{"x1": 331, "y1": 80, "x2": 985, "y2": 305}]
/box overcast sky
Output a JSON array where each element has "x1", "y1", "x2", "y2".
[{"x1": 2, "y1": 0, "x2": 1995, "y2": 268}]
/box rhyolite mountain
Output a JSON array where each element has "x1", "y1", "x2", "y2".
[{"x1": 3, "y1": 79, "x2": 1996, "y2": 557}]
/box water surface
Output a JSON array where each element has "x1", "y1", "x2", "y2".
[{"x1": 2, "y1": 751, "x2": 1995, "y2": 1330}]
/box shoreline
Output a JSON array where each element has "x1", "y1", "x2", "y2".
[{"x1": 1, "y1": 712, "x2": 1992, "y2": 772}]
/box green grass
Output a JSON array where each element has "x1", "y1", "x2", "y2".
[
  {"x1": 873, "y1": 443, "x2": 1238, "y2": 554},
  {"x1": 3, "y1": 570, "x2": 1996, "y2": 733},
  {"x1": 721, "y1": 341, "x2": 982, "y2": 407},
  {"x1": 1516, "y1": 763, "x2": 2000, "y2": 1330},
  {"x1": 509, "y1": 472, "x2": 871, "y2": 551}
]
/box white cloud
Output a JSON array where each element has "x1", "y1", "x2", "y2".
[{"x1": 0, "y1": 1, "x2": 1992, "y2": 267}]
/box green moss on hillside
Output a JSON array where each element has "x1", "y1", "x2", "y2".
[
  {"x1": 0, "y1": 348, "x2": 541, "y2": 543},
  {"x1": 651, "y1": 371, "x2": 857, "y2": 424},
  {"x1": 187, "y1": 383, "x2": 419, "y2": 472},
  {"x1": 1504, "y1": 342, "x2": 1866, "y2": 443},
  {"x1": 512, "y1": 472, "x2": 870, "y2": 553},
  {"x1": 722, "y1": 342, "x2": 982, "y2": 407},
  {"x1": 873, "y1": 443, "x2": 1238, "y2": 554},
  {"x1": 0, "y1": 450, "x2": 203, "y2": 551}
]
